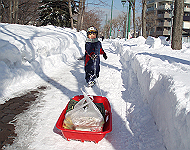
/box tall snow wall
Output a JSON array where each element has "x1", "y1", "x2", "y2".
[{"x1": 111, "y1": 37, "x2": 190, "y2": 150}]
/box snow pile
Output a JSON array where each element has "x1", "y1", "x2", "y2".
[
  {"x1": 0, "y1": 39, "x2": 21, "y2": 67},
  {"x1": 111, "y1": 37, "x2": 190, "y2": 150},
  {"x1": 159, "y1": 36, "x2": 170, "y2": 46},
  {"x1": 145, "y1": 36, "x2": 161, "y2": 48},
  {"x1": 0, "y1": 23, "x2": 86, "y2": 101}
]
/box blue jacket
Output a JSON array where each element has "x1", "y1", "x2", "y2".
[{"x1": 85, "y1": 41, "x2": 104, "y2": 66}]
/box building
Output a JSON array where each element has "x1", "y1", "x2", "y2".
[{"x1": 146, "y1": 0, "x2": 190, "y2": 42}]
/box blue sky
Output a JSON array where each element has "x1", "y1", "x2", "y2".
[
  {"x1": 86, "y1": 0, "x2": 142, "y2": 27},
  {"x1": 86, "y1": 0, "x2": 127, "y2": 19},
  {"x1": 86, "y1": 0, "x2": 127, "y2": 11}
]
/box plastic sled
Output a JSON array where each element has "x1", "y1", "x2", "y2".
[{"x1": 56, "y1": 95, "x2": 112, "y2": 143}]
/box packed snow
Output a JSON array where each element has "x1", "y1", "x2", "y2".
[{"x1": 0, "y1": 23, "x2": 190, "y2": 150}]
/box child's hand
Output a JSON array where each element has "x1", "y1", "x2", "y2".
[{"x1": 103, "y1": 53, "x2": 107, "y2": 60}]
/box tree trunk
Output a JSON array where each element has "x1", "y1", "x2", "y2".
[
  {"x1": 9, "y1": 0, "x2": 13, "y2": 23},
  {"x1": 15, "y1": 0, "x2": 18, "y2": 23},
  {"x1": 77, "y1": 0, "x2": 85, "y2": 31},
  {"x1": 171, "y1": 0, "x2": 184, "y2": 50},
  {"x1": 68, "y1": 0, "x2": 73, "y2": 29},
  {"x1": 133, "y1": 0, "x2": 136, "y2": 38},
  {"x1": 77, "y1": 0, "x2": 82, "y2": 31},
  {"x1": 13, "y1": 0, "x2": 16, "y2": 23},
  {"x1": 0, "y1": 0, "x2": 2, "y2": 22},
  {"x1": 13, "y1": 0, "x2": 18, "y2": 24},
  {"x1": 124, "y1": 19, "x2": 127, "y2": 38},
  {"x1": 80, "y1": 0, "x2": 85, "y2": 30},
  {"x1": 142, "y1": 0, "x2": 146, "y2": 38}
]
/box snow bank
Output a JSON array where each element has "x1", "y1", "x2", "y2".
[
  {"x1": 0, "y1": 23, "x2": 86, "y2": 103},
  {"x1": 112, "y1": 37, "x2": 190, "y2": 150}
]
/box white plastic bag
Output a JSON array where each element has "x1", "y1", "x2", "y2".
[{"x1": 64, "y1": 92, "x2": 104, "y2": 132}]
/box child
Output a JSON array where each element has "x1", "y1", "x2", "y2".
[{"x1": 84, "y1": 26, "x2": 107, "y2": 87}]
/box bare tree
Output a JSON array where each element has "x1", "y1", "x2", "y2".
[
  {"x1": 103, "y1": 23, "x2": 110, "y2": 39},
  {"x1": 0, "y1": 1, "x2": 8, "y2": 23},
  {"x1": 9, "y1": 0, "x2": 12, "y2": 23},
  {"x1": 146, "y1": 12, "x2": 157, "y2": 36},
  {"x1": 172, "y1": 0, "x2": 184, "y2": 50},
  {"x1": 135, "y1": 16, "x2": 141, "y2": 36},
  {"x1": 82, "y1": 8, "x2": 103, "y2": 31},
  {"x1": 13, "y1": 0, "x2": 19, "y2": 23},
  {"x1": 68, "y1": 0, "x2": 73, "y2": 29},
  {"x1": 9, "y1": 0, "x2": 20, "y2": 24},
  {"x1": 142, "y1": 0, "x2": 147, "y2": 38},
  {"x1": 112, "y1": 18, "x2": 119, "y2": 38},
  {"x1": 132, "y1": 0, "x2": 136, "y2": 38},
  {"x1": 77, "y1": 0, "x2": 86, "y2": 31},
  {"x1": 104, "y1": 11, "x2": 127, "y2": 38},
  {"x1": 19, "y1": 0, "x2": 39, "y2": 25},
  {"x1": 116, "y1": 12, "x2": 128, "y2": 38},
  {"x1": 82, "y1": 0, "x2": 108, "y2": 32},
  {"x1": 0, "y1": 0, "x2": 4, "y2": 22},
  {"x1": 1, "y1": 0, "x2": 39, "y2": 25}
]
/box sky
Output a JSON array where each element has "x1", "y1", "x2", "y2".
[
  {"x1": 86, "y1": 0, "x2": 142, "y2": 27},
  {"x1": 86, "y1": 0, "x2": 125, "y2": 23}
]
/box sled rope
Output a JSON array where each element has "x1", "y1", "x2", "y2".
[
  {"x1": 85, "y1": 50, "x2": 102, "y2": 95},
  {"x1": 93, "y1": 57, "x2": 103, "y2": 95},
  {"x1": 85, "y1": 50, "x2": 95, "y2": 59}
]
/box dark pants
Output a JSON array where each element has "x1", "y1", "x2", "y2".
[{"x1": 85, "y1": 59, "x2": 100, "y2": 83}]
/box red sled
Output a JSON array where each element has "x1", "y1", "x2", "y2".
[{"x1": 56, "y1": 95, "x2": 112, "y2": 143}]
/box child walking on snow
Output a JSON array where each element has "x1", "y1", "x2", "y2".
[{"x1": 84, "y1": 26, "x2": 107, "y2": 87}]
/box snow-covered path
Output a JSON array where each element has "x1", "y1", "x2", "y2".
[
  {"x1": 5, "y1": 40, "x2": 165, "y2": 150},
  {"x1": 2, "y1": 24, "x2": 190, "y2": 150}
]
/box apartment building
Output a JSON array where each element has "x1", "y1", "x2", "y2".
[{"x1": 146, "y1": 0, "x2": 190, "y2": 42}]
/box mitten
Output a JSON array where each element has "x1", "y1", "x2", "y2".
[{"x1": 103, "y1": 52, "x2": 107, "y2": 60}]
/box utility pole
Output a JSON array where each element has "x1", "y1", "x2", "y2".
[
  {"x1": 109, "y1": 0, "x2": 113, "y2": 39},
  {"x1": 125, "y1": 8, "x2": 128, "y2": 40},
  {"x1": 121, "y1": 0, "x2": 133, "y2": 39},
  {"x1": 127, "y1": 2, "x2": 132, "y2": 39}
]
